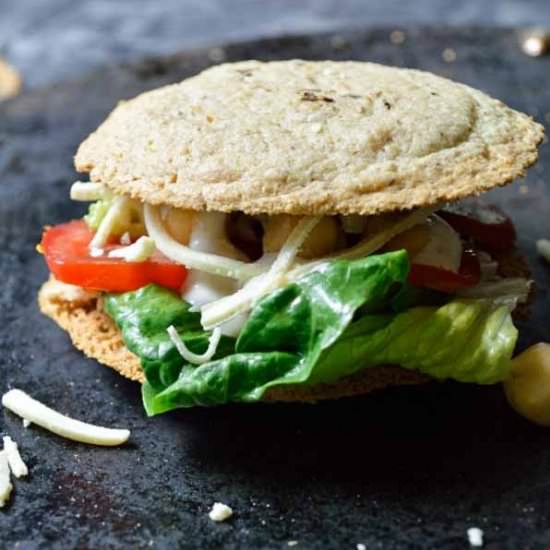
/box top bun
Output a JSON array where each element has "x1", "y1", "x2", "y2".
[{"x1": 75, "y1": 60, "x2": 544, "y2": 215}]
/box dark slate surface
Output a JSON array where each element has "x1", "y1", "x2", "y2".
[
  {"x1": 2, "y1": 0, "x2": 550, "y2": 89},
  {"x1": 0, "y1": 27, "x2": 550, "y2": 549}
]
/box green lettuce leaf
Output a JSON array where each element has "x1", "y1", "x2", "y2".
[
  {"x1": 104, "y1": 251, "x2": 517, "y2": 415},
  {"x1": 84, "y1": 199, "x2": 112, "y2": 231},
  {"x1": 103, "y1": 285, "x2": 235, "y2": 391}
]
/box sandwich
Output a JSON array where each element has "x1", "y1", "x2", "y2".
[{"x1": 37, "y1": 60, "x2": 544, "y2": 416}]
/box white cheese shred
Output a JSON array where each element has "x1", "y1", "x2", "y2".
[
  {"x1": 120, "y1": 231, "x2": 131, "y2": 245},
  {"x1": 2, "y1": 436, "x2": 28, "y2": 478},
  {"x1": 0, "y1": 451, "x2": 12, "y2": 509},
  {"x1": 467, "y1": 527, "x2": 484, "y2": 547},
  {"x1": 536, "y1": 239, "x2": 550, "y2": 264},
  {"x1": 108, "y1": 236, "x2": 156, "y2": 262},
  {"x1": 70, "y1": 181, "x2": 106, "y2": 202},
  {"x1": 167, "y1": 325, "x2": 221, "y2": 365},
  {"x1": 200, "y1": 216, "x2": 321, "y2": 330},
  {"x1": 144, "y1": 204, "x2": 264, "y2": 281},
  {"x1": 209, "y1": 502, "x2": 233, "y2": 522},
  {"x1": 90, "y1": 195, "x2": 130, "y2": 249},
  {"x1": 1, "y1": 389, "x2": 130, "y2": 447}
]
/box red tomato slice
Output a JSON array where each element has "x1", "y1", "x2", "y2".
[
  {"x1": 438, "y1": 200, "x2": 516, "y2": 252},
  {"x1": 409, "y1": 249, "x2": 481, "y2": 293},
  {"x1": 41, "y1": 220, "x2": 187, "y2": 292}
]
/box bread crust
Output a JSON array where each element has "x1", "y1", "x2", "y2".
[{"x1": 75, "y1": 60, "x2": 544, "y2": 216}]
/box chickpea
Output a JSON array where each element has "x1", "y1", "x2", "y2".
[
  {"x1": 263, "y1": 215, "x2": 343, "y2": 259},
  {"x1": 383, "y1": 222, "x2": 431, "y2": 257},
  {"x1": 504, "y1": 343, "x2": 550, "y2": 426},
  {"x1": 164, "y1": 208, "x2": 196, "y2": 244}
]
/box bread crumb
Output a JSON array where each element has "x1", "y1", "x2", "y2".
[
  {"x1": 442, "y1": 48, "x2": 457, "y2": 63},
  {"x1": 467, "y1": 527, "x2": 484, "y2": 547},
  {"x1": 390, "y1": 30, "x2": 405, "y2": 45},
  {"x1": 208, "y1": 47, "x2": 226, "y2": 63},
  {"x1": 209, "y1": 502, "x2": 233, "y2": 522},
  {"x1": 357, "y1": 544, "x2": 367, "y2": 550}
]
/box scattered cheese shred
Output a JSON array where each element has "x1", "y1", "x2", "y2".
[
  {"x1": 209, "y1": 502, "x2": 233, "y2": 522},
  {"x1": 1, "y1": 389, "x2": 130, "y2": 447},
  {"x1": 200, "y1": 216, "x2": 321, "y2": 330},
  {"x1": 467, "y1": 527, "x2": 484, "y2": 547},
  {"x1": 0, "y1": 451, "x2": 12, "y2": 509},
  {"x1": 536, "y1": 239, "x2": 550, "y2": 263},
  {"x1": 167, "y1": 325, "x2": 222, "y2": 365},
  {"x1": 144, "y1": 203, "x2": 264, "y2": 281},
  {"x1": 108, "y1": 236, "x2": 156, "y2": 262},
  {"x1": 70, "y1": 181, "x2": 106, "y2": 202},
  {"x1": 90, "y1": 247, "x2": 104, "y2": 257},
  {"x1": 90, "y1": 196, "x2": 130, "y2": 249},
  {"x1": 2, "y1": 436, "x2": 28, "y2": 478}
]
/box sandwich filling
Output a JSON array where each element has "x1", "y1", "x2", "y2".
[{"x1": 40, "y1": 181, "x2": 531, "y2": 414}]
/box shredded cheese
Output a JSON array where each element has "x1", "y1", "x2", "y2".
[
  {"x1": 209, "y1": 502, "x2": 233, "y2": 522},
  {"x1": 70, "y1": 181, "x2": 106, "y2": 201},
  {"x1": 144, "y1": 204, "x2": 264, "y2": 281},
  {"x1": 2, "y1": 436, "x2": 28, "y2": 478},
  {"x1": 2, "y1": 389, "x2": 130, "y2": 447},
  {"x1": 90, "y1": 195, "x2": 130, "y2": 249},
  {"x1": 0, "y1": 451, "x2": 12, "y2": 508},
  {"x1": 90, "y1": 247, "x2": 104, "y2": 257},
  {"x1": 120, "y1": 231, "x2": 131, "y2": 245},
  {"x1": 200, "y1": 216, "x2": 321, "y2": 330},
  {"x1": 108, "y1": 236, "x2": 156, "y2": 262},
  {"x1": 167, "y1": 325, "x2": 222, "y2": 365},
  {"x1": 457, "y1": 277, "x2": 532, "y2": 305}
]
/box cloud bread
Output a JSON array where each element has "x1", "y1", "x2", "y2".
[{"x1": 75, "y1": 60, "x2": 544, "y2": 216}]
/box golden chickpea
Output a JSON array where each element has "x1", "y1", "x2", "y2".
[
  {"x1": 383, "y1": 223, "x2": 431, "y2": 257},
  {"x1": 504, "y1": 343, "x2": 550, "y2": 426},
  {"x1": 263, "y1": 215, "x2": 343, "y2": 259},
  {"x1": 164, "y1": 208, "x2": 196, "y2": 244}
]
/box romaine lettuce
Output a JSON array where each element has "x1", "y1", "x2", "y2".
[{"x1": 104, "y1": 251, "x2": 517, "y2": 415}]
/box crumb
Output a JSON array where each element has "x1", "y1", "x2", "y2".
[
  {"x1": 208, "y1": 47, "x2": 226, "y2": 63},
  {"x1": 442, "y1": 48, "x2": 457, "y2": 63},
  {"x1": 390, "y1": 30, "x2": 405, "y2": 45},
  {"x1": 287, "y1": 542, "x2": 298, "y2": 547},
  {"x1": 467, "y1": 527, "x2": 484, "y2": 547},
  {"x1": 357, "y1": 544, "x2": 367, "y2": 550},
  {"x1": 209, "y1": 502, "x2": 233, "y2": 522}
]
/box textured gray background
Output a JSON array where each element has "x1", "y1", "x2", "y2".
[{"x1": 1, "y1": 0, "x2": 550, "y2": 88}]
